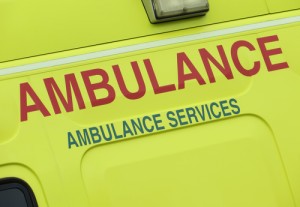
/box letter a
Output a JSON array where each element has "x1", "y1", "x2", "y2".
[{"x1": 20, "y1": 82, "x2": 51, "y2": 122}]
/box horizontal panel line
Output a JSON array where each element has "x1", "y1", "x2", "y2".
[{"x1": 1, "y1": 15, "x2": 300, "y2": 76}]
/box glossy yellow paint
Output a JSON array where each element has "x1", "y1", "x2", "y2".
[
  {"x1": 267, "y1": 0, "x2": 300, "y2": 13},
  {"x1": 0, "y1": 0, "x2": 269, "y2": 62},
  {"x1": 0, "y1": 1, "x2": 300, "y2": 207}
]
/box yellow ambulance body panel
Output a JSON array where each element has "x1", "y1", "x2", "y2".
[{"x1": 0, "y1": 0, "x2": 300, "y2": 206}]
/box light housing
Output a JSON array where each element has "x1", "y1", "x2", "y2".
[{"x1": 142, "y1": 0, "x2": 209, "y2": 23}]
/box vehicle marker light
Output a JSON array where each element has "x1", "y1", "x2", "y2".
[{"x1": 142, "y1": 0, "x2": 209, "y2": 23}]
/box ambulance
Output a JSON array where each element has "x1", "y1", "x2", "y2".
[{"x1": 0, "y1": 0, "x2": 300, "y2": 206}]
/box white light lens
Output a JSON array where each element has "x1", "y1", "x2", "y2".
[
  {"x1": 155, "y1": 0, "x2": 183, "y2": 18},
  {"x1": 154, "y1": 0, "x2": 208, "y2": 18},
  {"x1": 142, "y1": 0, "x2": 209, "y2": 23}
]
